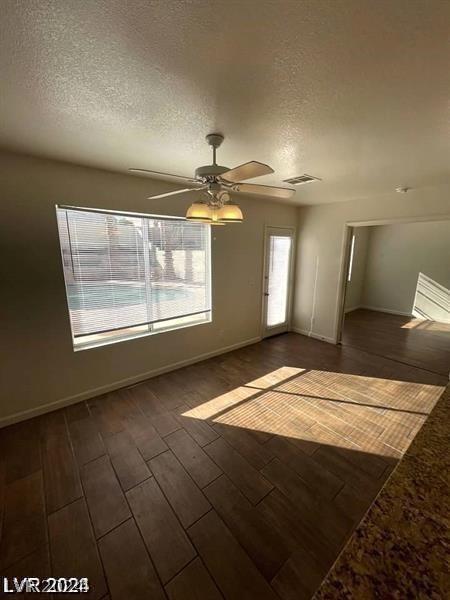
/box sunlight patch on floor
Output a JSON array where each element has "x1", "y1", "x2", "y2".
[
  {"x1": 245, "y1": 366, "x2": 306, "y2": 389},
  {"x1": 183, "y1": 386, "x2": 256, "y2": 420},
  {"x1": 181, "y1": 367, "x2": 444, "y2": 459},
  {"x1": 401, "y1": 319, "x2": 450, "y2": 332}
]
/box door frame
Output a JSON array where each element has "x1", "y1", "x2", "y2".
[
  {"x1": 260, "y1": 225, "x2": 296, "y2": 338},
  {"x1": 333, "y1": 213, "x2": 450, "y2": 345}
]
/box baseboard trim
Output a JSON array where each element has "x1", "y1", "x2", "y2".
[
  {"x1": 291, "y1": 327, "x2": 336, "y2": 345},
  {"x1": 361, "y1": 305, "x2": 413, "y2": 317},
  {"x1": 344, "y1": 305, "x2": 362, "y2": 314},
  {"x1": 0, "y1": 336, "x2": 262, "y2": 429}
]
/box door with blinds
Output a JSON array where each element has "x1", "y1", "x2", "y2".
[
  {"x1": 262, "y1": 227, "x2": 294, "y2": 337},
  {"x1": 56, "y1": 206, "x2": 211, "y2": 349}
]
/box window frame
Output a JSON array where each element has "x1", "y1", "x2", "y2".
[{"x1": 56, "y1": 205, "x2": 212, "y2": 351}]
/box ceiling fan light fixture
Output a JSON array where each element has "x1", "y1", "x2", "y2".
[
  {"x1": 133, "y1": 133, "x2": 295, "y2": 209},
  {"x1": 217, "y1": 201, "x2": 244, "y2": 223},
  {"x1": 209, "y1": 207, "x2": 226, "y2": 226},
  {"x1": 185, "y1": 201, "x2": 212, "y2": 222}
]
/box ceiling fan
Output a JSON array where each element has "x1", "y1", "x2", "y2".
[{"x1": 129, "y1": 134, "x2": 295, "y2": 225}]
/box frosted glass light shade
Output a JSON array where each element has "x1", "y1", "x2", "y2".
[
  {"x1": 217, "y1": 202, "x2": 243, "y2": 223},
  {"x1": 210, "y1": 207, "x2": 226, "y2": 226},
  {"x1": 186, "y1": 202, "x2": 212, "y2": 222}
]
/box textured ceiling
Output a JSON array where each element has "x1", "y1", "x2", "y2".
[{"x1": 1, "y1": 0, "x2": 449, "y2": 205}]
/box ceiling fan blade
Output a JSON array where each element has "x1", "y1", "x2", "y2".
[
  {"x1": 232, "y1": 182, "x2": 295, "y2": 199},
  {"x1": 220, "y1": 161, "x2": 274, "y2": 183},
  {"x1": 129, "y1": 168, "x2": 198, "y2": 183},
  {"x1": 147, "y1": 187, "x2": 206, "y2": 200}
]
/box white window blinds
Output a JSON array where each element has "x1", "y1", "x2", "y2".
[{"x1": 56, "y1": 206, "x2": 211, "y2": 346}]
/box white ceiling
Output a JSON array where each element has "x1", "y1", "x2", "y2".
[{"x1": 1, "y1": 0, "x2": 449, "y2": 205}]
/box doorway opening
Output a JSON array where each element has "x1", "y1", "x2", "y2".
[{"x1": 337, "y1": 219, "x2": 450, "y2": 376}]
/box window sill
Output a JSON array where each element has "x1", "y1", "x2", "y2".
[{"x1": 73, "y1": 314, "x2": 212, "y2": 352}]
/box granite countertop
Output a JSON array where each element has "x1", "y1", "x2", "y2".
[{"x1": 314, "y1": 384, "x2": 449, "y2": 599}]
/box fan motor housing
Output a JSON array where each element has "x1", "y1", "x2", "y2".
[{"x1": 195, "y1": 164, "x2": 230, "y2": 179}]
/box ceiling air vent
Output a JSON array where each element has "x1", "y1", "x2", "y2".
[{"x1": 283, "y1": 174, "x2": 321, "y2": 186}]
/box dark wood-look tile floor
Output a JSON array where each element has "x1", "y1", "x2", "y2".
[
  {"x1": 342, "y1": 308, "x2": 450, "y2": 376},
  {"x1": 0, "y1": 332, "x2": 447, "y2": 599}
]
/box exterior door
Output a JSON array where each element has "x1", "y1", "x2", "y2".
[{"x1": 262, "y1": 227, "x2": 294, "y2": 337}]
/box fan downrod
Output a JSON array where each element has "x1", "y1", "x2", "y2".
[{"x1": 196, "y1": 133, "x2": 228, "y2": 176}]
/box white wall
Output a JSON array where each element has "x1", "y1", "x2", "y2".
[
  {"x1": 362, "y1": 221, "x2": 450, "y2": 320},
  {"x1": 0, "y1": 150, "x2": 297, "y2": 425},
  {"x1": 344, "y1": 227, "x2": 370, "y2": 312},
  {"x1": 293, "y1": 185, "x2": 450, "y2": 342}
]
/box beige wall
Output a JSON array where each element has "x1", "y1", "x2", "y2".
[
  {"x1": 293, "y1": 185, "x2": 450, "y2": 342},
  {"x1": 344, "y1": 226, "x2": 370, "y2": 311},
  {"x1": 0, "y1": 150, "x2": 297, "y2": 425},
  {"x1": 362, "y1": 221, "x2": 450, "y2": 320}
]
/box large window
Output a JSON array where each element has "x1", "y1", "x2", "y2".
[{"x1": 56, "y1": 206, "x2": 211, "y2": 350}]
